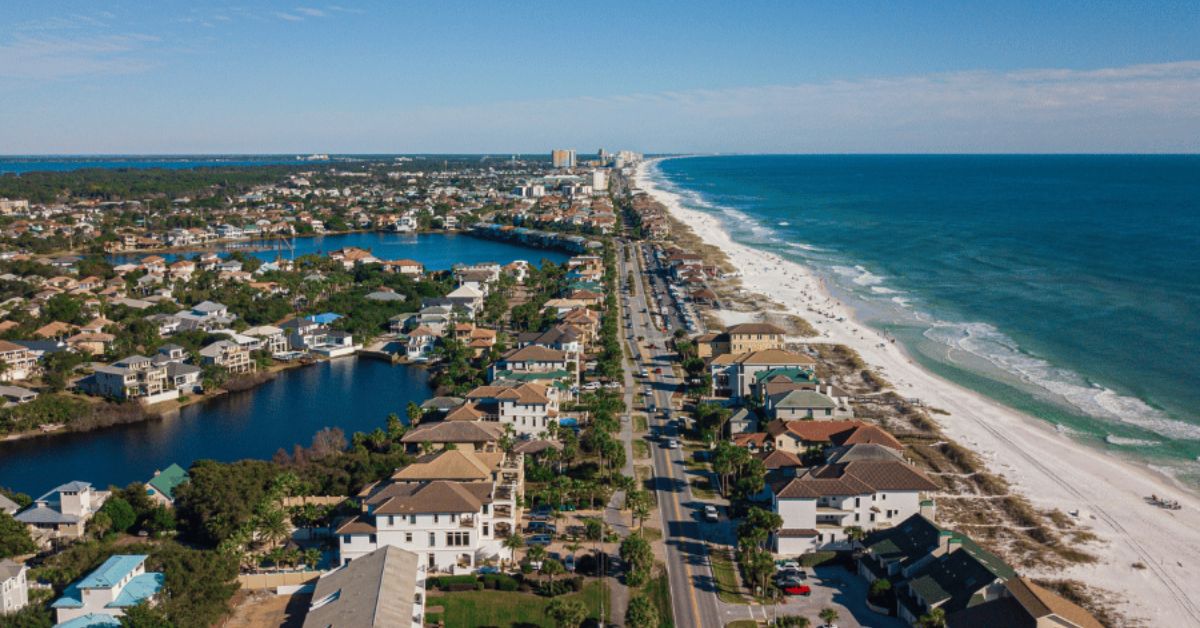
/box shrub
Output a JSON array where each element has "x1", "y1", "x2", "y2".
[
  {"x1": 428, "y1": 574, "x2": 478, "y2": 590},
  {"x1": 479, "y1": 573, "x2": 519, "y2": 591}
]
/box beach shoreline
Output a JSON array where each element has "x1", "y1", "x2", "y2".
[{"x1": 635, "y1": 157, "x2": 1200, "y2": 626}]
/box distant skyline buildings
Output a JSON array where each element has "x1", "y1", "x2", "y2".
[{"x1": 551, "y1": 149, "x2": 577, "y2": 169}]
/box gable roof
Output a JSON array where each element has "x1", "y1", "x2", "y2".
[
  {"x1": 147, "y1": 463, "x2": 189, "y2": 501},
  {"x1": 399, "y1": 420, "x2": 504, "y2": 444},
  {"x1": 303, "y1": 545, "x2": 420, "y2": 628},
  {"x1": 773, "y1": 460, "x2": 936, "y2": 499},
  {"x1": 727, "y1": 322, "x2": 787, "y2": 335}
]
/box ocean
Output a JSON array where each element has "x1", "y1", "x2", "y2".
[{"x1": 649, "y1": 155, "x2": 1200, "y2": 483}]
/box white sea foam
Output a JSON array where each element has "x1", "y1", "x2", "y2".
[
  {"x1": 1106, "y1": 435, "x2": 1163, "y2": 447},
  {"x1": 645, "y1": 156, "x2": 1200, "y2": 444},
  {"x1": 778, "y1": 220, "x2": 790, "y2": 226},
  {"x1": 922, "y1": 320, "x2": 1200, "y2": 441}
]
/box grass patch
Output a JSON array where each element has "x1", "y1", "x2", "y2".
[
  {"x1": 634, "y1": 414, "x2": 649, "y2": 432},
  {"x1": 726, "y1": 621, "x2": 759, "y2": 628},
  {"x1": 690, "y1": 477, "x2": 718, "y2": 500},
  {"x1": 645, "y1": 565, "x2": 674, "y2": 628},
  {"x1": 634, "y1": 440, "x2": 650, "y2": 459},
  {"x1": 426, "y1": 581, "x2": 608, "y2": 628},
  {"x1": 637, "y1": 526, "x2": 663, "y2": 542},
  {"x1": 710, "y1": 550, "x2": 748, "y2": 604}
]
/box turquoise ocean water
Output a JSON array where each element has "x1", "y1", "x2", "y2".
[{"x1": 650, "y1": 155, "x2": 1200, "y2": 485}]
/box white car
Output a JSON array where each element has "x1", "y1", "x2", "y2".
[
  {"x1": 703, "y1": 505, "x2": 719, "y2": 522},
  {"x1": 665, "y1": 438, "x2": 679, "y2": 449}
]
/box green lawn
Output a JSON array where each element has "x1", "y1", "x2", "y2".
[
  {"x1": 425, "y1": 581, "x2": 608, "y2": 628},
  {"x1": 634, "y1": 414, "x2": 649, "y2": 432},
  {"x1": 633, "y1": 440, "x2": 650, "y2": 459},
  {"x1": 645, "y1": 567, "x2": 675, "y2": 628},
  {"x1": 709, "y1": 550, "x2": 749, "y2": 604}
]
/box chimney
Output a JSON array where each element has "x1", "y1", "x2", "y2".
[{"x1": 920, "y1": 499, "x2": 936, "y2": 520}]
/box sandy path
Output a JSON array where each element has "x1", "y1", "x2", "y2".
[{"x1": 635, "y1": 158, "x2": 1200, "y2": 626}]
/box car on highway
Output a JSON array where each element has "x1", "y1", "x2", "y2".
[
  {"x1": 703, "y1": 504, "x2": 719, "y2": 522},
  {"x1": 639, "y1": 368, "x2": 649, "y2": 377},
  {"x1": 527, "y1": 534, "x2": 553, "y2": 546},
  {"x1": 664, "y1": 438, "x2": 680, "y2": 449}
]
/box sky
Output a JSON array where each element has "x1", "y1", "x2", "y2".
[{"x1": 1, "y1": 1, "x2": 1198, "y2": 154}]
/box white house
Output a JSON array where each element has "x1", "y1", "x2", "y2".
[
  {"x1": 0, "y1": 560, "x2": 28, "y2": 615},
  {"x1": 52, "y1": 555, "x2": 164, "y2": 625},
  {"x1": 769, "y1": 456, "x2": 937, "y2": 556},
  {"x1": 337, "y1": 450, "x2": 522, "y2": 573}
]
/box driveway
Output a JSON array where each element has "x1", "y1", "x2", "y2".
[{"x1": 718, "y1": 565, "x2": 905, "y2": 628}]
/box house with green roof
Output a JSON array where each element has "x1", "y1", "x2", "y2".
[
  {"x1": 857, "y1": 514, "x2": 1017, "y2": 626},
  {"x1": 52, "y1": 554, "x2": 164, "y2": 625},
  {"x1": 145, "y1": 463, "x2": 189, "y2": 507}
]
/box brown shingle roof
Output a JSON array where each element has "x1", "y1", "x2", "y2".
[{"x1": 374, "y1": 480, "x2": 485, "y2": 515}]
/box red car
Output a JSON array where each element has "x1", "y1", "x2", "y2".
[
  {"x1": 782, "y1": 584, "x2": 812, "y2": 596},
  {"x1": 653, "y1": 367, "x2": 663, "y2": 374}
]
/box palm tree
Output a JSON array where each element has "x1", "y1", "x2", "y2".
[
  {"x1": 541, "y1": 558, "x2": 565, "y2": 594},
  {"x1": 843, "y1": 525, "x2": 865, "y2": 547},
  {"x1": 503, "y1": 533, "x2": 525, "y2": 570},
  {"x1": 545, "y1": 598, "x2": 587, "y2": 628},
  {"x1": 819, "y1": 607, "x2": 840, "y2": 626},
  {"x1": 255, "y1": 508, "x2": 290, "y2": 551},
  {"x1": 565, "y1": 540, "x2": 583, "y2": 565}
]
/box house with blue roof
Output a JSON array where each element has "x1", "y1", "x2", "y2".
[
  {"x1": 52, "y1": 555, "x2": 164, "y2": 625},
  {"x1": 15, "y1": 481, "x2": 109, "y2": 543}
]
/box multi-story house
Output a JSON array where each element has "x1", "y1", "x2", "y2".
[
  {"x1": 465, "y1": 382, "x2": 559, "y2": 437},
  {"x1": 709, "y1": 349, "x2": 817, "y2": 399},
  {"x1": 769, "y1": 456, "x2": 937, "y2": 556},
  {"x1": 336, "y1": 450, "x2": 523, "y2": 573},
  {"x1": 0, "y1": 560, "x2": 28, "y2": 615},
  {"x1": 694, "y1": 322, "x2": 787, "y2": 359},
  {"x1": 242, "y1": 325, "x2": 289, "y2": 355},
  {"x1": 52, "y1": 555, "x2": 164, "y2": 625},
  {"x1": 88, "y1": 356, "x2": 170, "y2": 401},
  {"x1": 199, "y1": 340, "x2": 255, "y2": 374},
  {"x1": 15, "y1": 481, "x2": 110, "y2": 542},
  {"x1": 765, "y1": 388, "x2": 854, "y2": 420},
  {"x1": 0, "y1": 340, "x2": 38, "y2": 381}
]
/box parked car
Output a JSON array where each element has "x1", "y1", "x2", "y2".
[
  {"x1": 478, "y1": 565, "x2": 501, "y2": 575},
  {"x1": 564, "y1": 554, "x2": 576, "y2": 572},
  {"x1": 527, "y1": 534, "x2": 553, "y2": 546},
  {"x1": 526, "y1": 521, "x2": 557, "y2": 534},
  {"x1": 774, "y1": 559, "x2": 800, "y2": 572},
  {"x1": 782, "y1": 583, "x2": 812, "y2": 596},
  {"x1": 654, "y1": 367, "x2": 663, "y2": 374},
  {"x1": 703, "y1": 504, "x2": 719, "y2": 522},
  {"x1": 526, "y1": 558, "x2": 544, "y2": 570},
  {"x1": 774, "y1": 569, "x2": 805, "y2": 582}
]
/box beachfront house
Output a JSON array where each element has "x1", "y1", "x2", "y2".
[
  {"x1": 765, "y1": 388, "x2": 853, "y2": 420},
  {"x1": 769, "y1": 457, "x2": 938, "y2": 555},
  {"x1": 709, "y1": 349, "x2": 816, "y2": 399},
  {"x1": 52, "y1": 555, "x2": 165, "y2": 625}
]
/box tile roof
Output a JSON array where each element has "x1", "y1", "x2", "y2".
[
  {"x1": 391, "y1": 449, "x2": 493, "y2": 482},
  {"x1": 374, "y1": 480, "x2": 486, "y2": 515},
  {"x1": 399, "y1": 420, "x2": 504, "y2": 443}
]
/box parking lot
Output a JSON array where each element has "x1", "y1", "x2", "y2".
[{"x1": 719, "y1": 566, "x2": 906, "y2": 628}]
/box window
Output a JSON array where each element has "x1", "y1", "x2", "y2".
[
  {"x1": 410, "y1": 515, "x2": 416, "y2": 524},
  {"x1": 388, "y1": 516, "x2": 395, "y2": 526},
  {"x1": 406, "y1": 532, "x2": 413, "y2": 543},
  {"x1": 482, "y1": 504, "x2": 489, "y2": 514},
  {"x1": 445, "y1": 531, "x2": 470, "y2": 547},
  {"x1": 342, "y1": 535, "x2": 350, "y2": 544},
  {"x1": 483, "y1": 523, "x2": 489, "y2": 536},
  {"x1": 369, "y1": 534, "x2": 377, "y2": 544},
  {"x1": 429, "y1": 533, "x2": 436, "y2": 547},
  {"x1": 434, "y1": 514, "x2": 439, "y2": 523},
  {"x1": 450, "y1": 514, "x2": 457, "y2": 522}
]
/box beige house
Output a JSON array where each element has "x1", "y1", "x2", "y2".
[
  {"x1": 15, "y1": 481, "x2": 110, "y2": 542},
  {"x1": 0, "y1": 340, "x2": 37, "y2": 381},
  {"x1": 696, "y1": 322, "x2": 787, "y2": 359}
]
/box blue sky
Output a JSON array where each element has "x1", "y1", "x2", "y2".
[{"x1": 2, "y1": 1, "x2": 1198, "y2": 153}]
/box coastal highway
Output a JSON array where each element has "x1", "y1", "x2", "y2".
[{"x1": 617, "y1": 239, "x2": 724, "y2": 628}]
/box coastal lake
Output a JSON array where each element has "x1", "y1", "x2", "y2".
[
  {"x1": 1, "y1": 233, "x2": 569, "y2": 495},
  {"x1": 107, "y1": 231, "x2": 571, "y2": 269},
  {"x1": 0, "y1": 358, "x2": 429, "y2": 495}
]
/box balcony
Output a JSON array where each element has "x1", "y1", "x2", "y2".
[{"x1": 460, "y1": 516, "x2": 476, "y2": 528}]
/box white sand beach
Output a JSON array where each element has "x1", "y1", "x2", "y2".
[{"x1": 636, "y1": 158, "x2": 1200, "y2": 626}]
